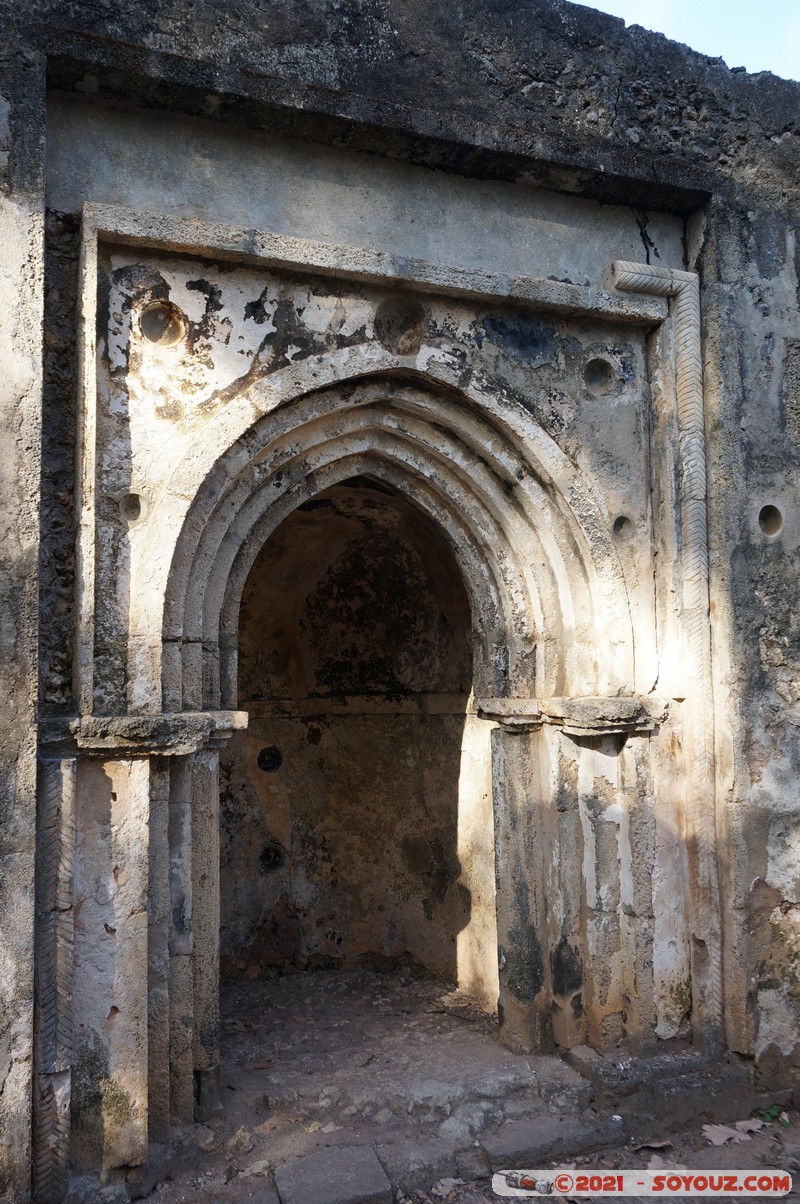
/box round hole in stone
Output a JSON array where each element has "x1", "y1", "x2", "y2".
[
  {"x1": 758, "y1": 504, "x2": 783, "y2": 537},
  {"x1": 612, "y1": 514, "x2": 634, "y2": 541},
  {"x1": 374, "y1": 294, "x2": 427, "y2": 356},
  {"x1": 584, "y1": 356, "x2": 616, "y2": 395},
  {"x1": 139, "y1": 300, "x2": 187, "y2": 347},
  {"x1": 119, "y1": 493, "x2": 142, "y2": 522},
  {"x1": 257, "y1": 745, "x2": 283, "y2": 773},
  {"x1": 260, "y1": 841, "x2": 284, "y2": 872}
]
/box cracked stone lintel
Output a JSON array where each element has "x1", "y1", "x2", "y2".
[
  {"x1": 476, "y1": 695, "x2": 669, "y2": 735},
  {"x1": 38, "y1": 710, "x2": 248, "y2": 757}
]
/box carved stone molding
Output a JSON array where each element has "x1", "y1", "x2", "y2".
[
  {"x1": 613, "y1": 260, "x2": 723, "y2": 1045},
  {"x1": 74, "y1": 204, "x2": 666, "y2": 718},
  {"x1": 34, "y1": 758, "x2": 76, "y2": 1203},
  {"x1": 475, "y1": 698, "x2": 542, "y2": 731}
]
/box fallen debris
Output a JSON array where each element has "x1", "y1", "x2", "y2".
[
  {"x1": 734, "y1": 1118, "x2": 764, "y2": 1133},
  {"x1": 702, "y1": 1123, "x2": 753, "y2": 1146}
]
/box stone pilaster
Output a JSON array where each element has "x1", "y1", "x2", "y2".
[
  {"x1": 479, "y1": 696, "x2": 666, "y2": 1053},
  {"x1": 168, "y1": 756, "x2": 195, "y2": 1122},
  {"x1": 33, "y1": 758, "x2": 76, "y2": 1203},
  {"x1": 480, "y1": 701, "x2": 551, "y2": 1053},
  {"x1": 191, "y1": 746, "x2": 222, "y2": 1120}
]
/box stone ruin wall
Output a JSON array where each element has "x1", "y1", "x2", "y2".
[{"x1": 0, "y1": 1, "x2": 799, "y2": 1199}]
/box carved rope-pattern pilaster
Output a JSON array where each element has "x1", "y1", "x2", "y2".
[
  {"x1": 34, "y1": 758, "x2": 76, "y2": 1203},
  {"x1": 612, "y1": 261, "x2": 722, "y2": 1043}
]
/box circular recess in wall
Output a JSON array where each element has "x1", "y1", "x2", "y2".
[
  {"x1": 257, "y1": 745, "x2": 283, "y2": 773},
  {"x1": 758, "y1": 504, "x2": 784, "y2": 537},
  {"x1": 374, "y1": 294, "x2": 427, "y2": 355},
  {"x1": 612, "y1": 514, "x2": 635, "y2": 541},
  {"x1": 584, "y1": 356, "x2": 616, "y2": 395},
  {"x1": 260, "y1": 841, "x2": 284, "y2": 871},
  {"x1": 119, "y1": 493, "x2": 143, "y2": 523},
  {"x1": 139, "y1": 300, "x2": 187, "y2": 347}
]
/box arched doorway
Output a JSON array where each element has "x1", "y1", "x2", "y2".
[
  {"x1": 154, "y1": 372, "x2": 638, "y2": 1120},
  {"x1": 40, "y1": 235, "x2": 718, "y2": 1184},
  {"x1": 218, "y1": 475, "x2": 498, "y2": 1003}
]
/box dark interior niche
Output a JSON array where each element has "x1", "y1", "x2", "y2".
[{"x1": 219, "y1": 476, "x2": 479, "y2": 984}]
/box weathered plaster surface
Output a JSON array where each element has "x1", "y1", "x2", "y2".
[
  {"x1": 72, "y1": 759, "x2": 149, "y2": 1172},
  {"x1": 0, "y1": 1, "x2": 798, "y2": 1197},
  {"x1": 46, "y1": 93, "x2": 685, "y2": 288},
  {"x1": 698, "y1": 200, "x2": 800, "y2": 1067},
  {"x1": 0, "y1": 44, "x2": 45, "y2": 1200},
  {"x1": 85, "y1": 237, "x2": 658, "y2": 721},
  {"x1": 57, "y1": 209, "x2": 686, "y2": 1159}
]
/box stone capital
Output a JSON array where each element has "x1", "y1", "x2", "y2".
[
  {"x1": 39, "y1": 711, "x2": 248, "y2": 758},
  {"x1": 476, "y1": 695, "x2": 667, "y2": 737}
]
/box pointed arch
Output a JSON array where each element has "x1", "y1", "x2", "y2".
[{"x1": 132, "y1": 359, "x2": 636, "y2": 716}]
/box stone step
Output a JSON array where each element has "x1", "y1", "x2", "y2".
[
  {"x1": 273, "y1": 1112, "x2": 624, "y2": 1204},
  {"x1": 261, "y1": 1052, "x2": 590, "y2": 1123},
  {"x1": 564, "y1": 1045, "x2": 757, "y2": 1130},
  {"x1": 481, "y1": 1113, "x2": 627, "y2": 1169},
  {"x1": 375, "y1": 1133, "x2": 461, "y2": 1194},
  {"x1": 275, "y1": 1146, "x2": 392, "y2": 1204}
]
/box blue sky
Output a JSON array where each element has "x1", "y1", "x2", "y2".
[{"x1": 575, "y1": 1, "x2": 800, "y2": 80}]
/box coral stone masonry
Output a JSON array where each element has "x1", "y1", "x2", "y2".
[{"x1": 0, "y1": 0, "x2": 798, "y2": 1199}]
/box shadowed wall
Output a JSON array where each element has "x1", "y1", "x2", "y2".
[{"x1": 220, "y1": 478, "x2": 497, "y2": 997}]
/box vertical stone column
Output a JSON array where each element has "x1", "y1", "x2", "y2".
[
  {"x1": 619, "y1": 734, "x2": 658, "y2": 1046},
  {"x1": 576, "y1": 736, "x2": 626, "y2": 1049},
  {"x1": 72, "y1": 759, "x2": 150, "y2": 1173},
  {"x1": 147, "y1": 759, "x2": 171, "y2": 1145},
  {"x1": 485, "y1": 695, "x2": 664, "y2": 1054},
  {"x1": 650, "y1": 710, "x2": 692, "y2": 1040},
  {"x1": 32, "y1": 712, "x2": 245, "y2": 1186},
  {"x1": 168, "y1": 756, "x2": 195, "y2": 1121},
  {"x1": 489, "y1": 718, "x2": 553, "y2": 1053},
  {"x1": 549, "y1": 729, "x2": 588, "y2": 1050},
  {"x1": 33, "y1": 757, "x2": 76, "y2": 1204},
  {"x1": 613, "y1": 262, "x2": 723, "y2": 1050},
  {"x1": 540, "y1": 700, "x2": 665, "y2": 1049},
  {"x1": 191, "y1": 746, "x2": 222, "y2": 1119},
  {"x1": 0, "y1": 44, "x2": 46, "y2": 1203}
]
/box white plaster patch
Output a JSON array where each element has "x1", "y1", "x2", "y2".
[
  {"x1": 756, "y1": 983, "x2": 800, "y2": 1057},
  {"x1": 0, "y1": 199, "x2": 38, "y2": 396},
  {"x1": 338, "y1": 298, "x2": 374, "y2": 339},
  {"x1": 299, "y1": 295, "x2": 339, "y2": 333},
  {"x1": 415, "y1": 344, "x2": 468, "y2": 375},
  {"x1": 766, "y1": 815, "x2": 800, "y2": 903},
  {"x1": 456, "y1": 715, "x2": 498, "y2": 1008},
  {"x1": 164, "y1": 274, "x2": 213, "y2": 325},
  {"x1": 105, "y1": 319, "x2": 131, "y2": 382},
  {"x1": 577, "y1": 746, "x2": 598, "y2": 912},
  {"x1": 617, "y1": 802, "x2": 634, "y2": 911}
]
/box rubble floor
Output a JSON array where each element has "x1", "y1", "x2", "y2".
[{"x1": 144, "y1": 968, "x2": 800, "y2": 1204}]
